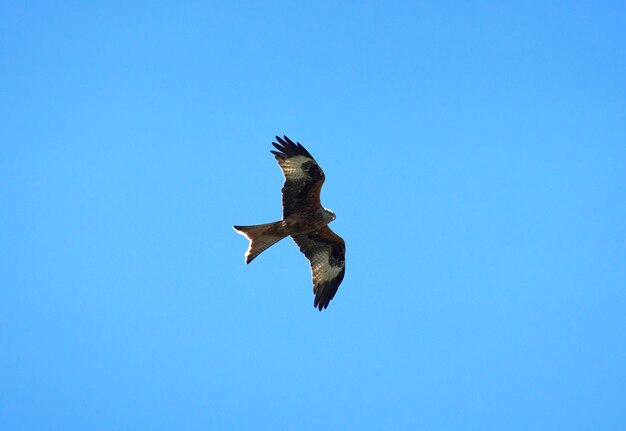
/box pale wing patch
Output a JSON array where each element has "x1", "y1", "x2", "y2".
[
  {"x1": 309, "y1": 249, "x2": 344, "y2": 285},
  {"x1": 278, "y1": 155, "x2": 310, "y2": 180}
]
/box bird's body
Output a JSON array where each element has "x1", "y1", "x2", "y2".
[
  {"x1": 282, "y1": 207, "x2": 335, "y2": 234},
  {"x1": 233, "y1": 136, "x2": 346, "y2": 310}
]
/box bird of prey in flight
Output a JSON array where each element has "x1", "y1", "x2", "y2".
[{"x1": 233, "y1": 136, "x2": 346, "y2": 311}]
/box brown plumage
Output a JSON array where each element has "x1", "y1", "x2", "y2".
[{"x1": 233, "y1": 135, "x2": 346, "y2": 311}]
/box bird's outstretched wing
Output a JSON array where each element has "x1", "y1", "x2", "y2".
[
  {"x1": 271, "y1": 136, "x2": 325, "y2": 218},
  {"x1": 291, "y1": 226, "x2": 346, "y2": 310}
]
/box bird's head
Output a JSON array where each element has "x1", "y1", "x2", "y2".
[{"x1": 323, "y1": 208, "x2": 336, "y2": 223}]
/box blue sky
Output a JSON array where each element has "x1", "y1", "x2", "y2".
[{"x1": 1, "y1": 1, "x2": 625, "y2": 429}]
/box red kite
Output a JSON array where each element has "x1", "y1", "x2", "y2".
[{"x1": 233, "y1": 136, "x2": 346, "y2": 310}]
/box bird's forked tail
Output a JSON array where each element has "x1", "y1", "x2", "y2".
[{"x1": 233, "y1": 221, "x2": 288, "y2": 264}]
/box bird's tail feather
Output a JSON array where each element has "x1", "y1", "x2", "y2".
[{"x1": 233, "y1": 221, "x2": 288, "y2": 264}]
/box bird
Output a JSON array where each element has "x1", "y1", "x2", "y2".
[{"x1": 233, "y1": 135, "x2": 346, "y2": 311}]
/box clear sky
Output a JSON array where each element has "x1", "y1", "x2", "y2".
[{"x1": 1, "y1": 1, "x2": 625, "y2": 429}]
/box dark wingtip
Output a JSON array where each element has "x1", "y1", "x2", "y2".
[
  {"x1": 271, "y1": 135, "x2": 314, "y2": 159},
  {"x1": 314, "y1": 294, "x2": 330, "y2": 311},
  {"x1": 315, "y1": 300, "x2": 329, "y2": 311},
  {"x1": 283, "y1": 135, "x2": 296, "y2": 146},
  {"x1": 271, "y1": 139, "x2": 286, "y2": 159},
  {"x1": 313, "y1": 266, "x2": 344, "y2": 311},
  {"x1": 270, "y1": 149, "x2": 284, "y2": 159}
]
